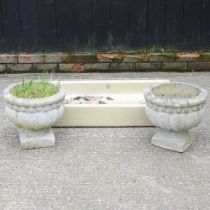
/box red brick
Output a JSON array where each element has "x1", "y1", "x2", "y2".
[
  {"x1": 59, "y1": 64, "x2": 85, "y2": 72},
  {"x1": 6, "y1": 64, "x2": 32, "y2": 72},
  {"x1": 66, "y1": 54, "x2": 97, "y2": 63},
  {"x1": 97, "y1": 53, "x2": 123, "y2": 62},
  {"x1": 33, "y1": 64, "x2": 58, "y2": 72},
  {"x1": 123, "y1": 53, "x2": 149, "y2": 62},
  {"x1": 19, "y1": 54, "x2": 44, "y2": 63},
  {"x1": 176, "y1": 52, "x2": 200, "y2": 61},
  {"x1": 110, "y1": 63, "x2": 135, "y2": 71},
  {"x1": 149, "y1": 53, "x2": 175, "y2": 62},
  {"x1": 136, "y1": 63, "x2": 161, "y2": 71},
  {"x1": 59, "y1": 63, "x2": 110, "y2": 72},
  {"x1": 162, "y1": 62, "x2": 187, "y2": 70},
  {"x1": 188, "y1": 62, "x2": 210, "y2": 71},
  {"x1": 0, "y1": 64, "x2": 6, "y2": 72},
  {"x1": 84, "y1": 63, "x2": 110, "y2": 71},
  {"x1": 0, "y1": 54, "x2": 17, "y2": 63},
  {"x1": 44, "y1": 53, "x2": 64, "y2": 63}
]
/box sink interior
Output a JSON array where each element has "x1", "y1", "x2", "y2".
[
  {"x1": 54, "y1": 79, "x2": 170, "y2": 127},
  {"x1": 65, "y1": 94, "x2": 145, "y2": 105},
  {"x1": 60, "y1": 80, "x2": 169, "y2": 105}
]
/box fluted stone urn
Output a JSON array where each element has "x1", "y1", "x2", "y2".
[
  {"x1": 144, "y1": 82, "x2": 207, "y2": 152},
  {"x1": 3, "y1": 82, "x2": 65, "y2": 149}
]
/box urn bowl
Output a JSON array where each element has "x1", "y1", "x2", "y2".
[
  {"x1": 3, "y1": 82, "x2": 65, "y2": 130},
  {"x1": 144, "y1": 82, "x2": 207, "y2": 152}
]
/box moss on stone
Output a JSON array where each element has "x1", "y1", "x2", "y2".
[
  {"x1": 61, "y1": 53, "x2": 72, "y2": 63},
  {"x1": 200, "y1": 53, "x2": 210, "y2": 61}
]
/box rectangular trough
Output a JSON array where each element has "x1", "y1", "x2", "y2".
[{"x1": 54, "y1": 79, "x2": 169, "y2": 127}]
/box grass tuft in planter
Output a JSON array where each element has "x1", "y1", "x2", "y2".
[{"x1": 11, "y1": 79, "x2": 60, "y2": 99}]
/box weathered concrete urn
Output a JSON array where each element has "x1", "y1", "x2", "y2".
[
  {"x1": 3, "y1": 82, "x2": 65, "y2": 149},
  {"x1": 144, "y1": 82, "x2": 207, "y2": 152}
]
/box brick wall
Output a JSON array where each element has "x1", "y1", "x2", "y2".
[{"x1": 0, "y1": 52, "x2": 210, "y2": 73}]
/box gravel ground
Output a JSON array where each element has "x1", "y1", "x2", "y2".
[{"x1": 0, "y1": 72, "x2": 209, "y2": 210}]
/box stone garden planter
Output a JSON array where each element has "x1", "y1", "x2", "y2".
[
  {"x1": 3, "y1": 82, "x2": 65, "y2": 149},
  {"x1": 144, "y1": 82, "x2": 207, "y2": 152}
]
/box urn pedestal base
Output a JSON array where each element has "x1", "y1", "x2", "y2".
[
  {"x1": 18, "y1": 128, "x2": 55, "y2": 149},
  {"x1": 151, "y1": 129, "x2": 194, "y2": 152}
]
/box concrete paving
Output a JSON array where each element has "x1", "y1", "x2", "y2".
[{"x1": 0, "y1": 72, "x2": 210, "y2": 210}]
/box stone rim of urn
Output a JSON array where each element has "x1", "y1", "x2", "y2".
[
  {"x1": 3, "y1": 82, "x2": 65, "y2": 149},
  {"x1": 144, "y1": 82, "x2": 208, "y2": 152}
]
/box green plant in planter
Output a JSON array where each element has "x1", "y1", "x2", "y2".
[
  {"x1": 11, "y1": 73, "x2": 60, "y2": 99},
  {"x1": 11, "y1": 80, "x2": 60, "y2": 99}
]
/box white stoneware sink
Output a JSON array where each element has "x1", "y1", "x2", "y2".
[{"x1": 54, "y1": 80, "x2": 169, "y2": 127}]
